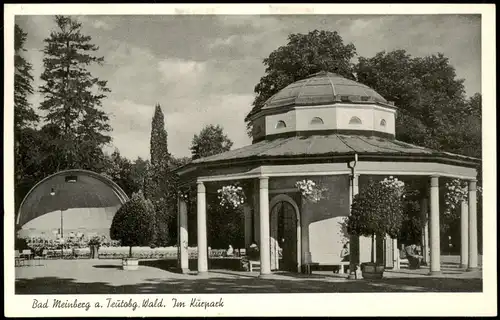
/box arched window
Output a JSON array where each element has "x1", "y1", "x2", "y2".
[
  {"x1": 275, "y1": 120, "x2": 287, "y2": 129},
  {"x1": 310, "y1": 117, "x2": 324, "y2": 125},
  {"x1": 380, "y1": 119, "x2": 387, "y2": 127},
  {"x1": 349, "y1": 116, "x2": 362, "y2": 125}
]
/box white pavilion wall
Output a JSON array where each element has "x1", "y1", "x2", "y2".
[{"x1": 264, "y1": 175, "x2": 351, "y2": 266}]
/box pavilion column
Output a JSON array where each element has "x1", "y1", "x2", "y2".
[
  {"x1": 258, "y1": 176, "x2": 271, "y2": 276},
  {"x1": 460, "y1": 200, "x2": 469, "y2": 269},
  {"x1": 178, "y1": 197, "x2": 189, "y2": 273},
  {"x1": 243, "y1": 204, "x2": 252, "y2": 249},
  {"x1": 429, "y1": 176, "x2": 441, "y2": 275},
  {"x1": 420, "y1": 197, "x2": 430, "y2": 265},
  {"x1": 196, "y1": 182, "x2": 208, "y2": 274},
  {"x1": 467, "y1": 179, "x2": 479, "y2": 271},
  {"x1": 348, "y1": 173, "x2": 360, "y2": 279}
]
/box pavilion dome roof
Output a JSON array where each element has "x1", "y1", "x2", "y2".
[{"x1": 262, "y1": 71, "x2": 391, "y2": 110}]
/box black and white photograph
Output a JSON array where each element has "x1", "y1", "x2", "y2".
[{"x1": 4, "y1": 3, "x2": 496, "y2": 317}]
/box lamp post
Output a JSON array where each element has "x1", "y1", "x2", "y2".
[
  {"x1": 50, "y1": 176, "x2": 78, "y2": 259},
  {"x1": 50, "y1": 188, "x2": 64, "y2": 257}
]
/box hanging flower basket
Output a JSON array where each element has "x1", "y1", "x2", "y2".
[
  {"x1": 380, "y1": 176, "x2": 405, "y2": 198},
  {"x1": 217, "y1": 185, "x2": 246, "y2": 209},
  {"x1": 444, "y1": 179, "x2": 483, "y2": 218},
  {"x1": 295, "y1": 179, "x2": 328, "y2": 203}
]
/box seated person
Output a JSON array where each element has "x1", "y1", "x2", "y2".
[
  {"x1": 226, "y1": 244, "x2": 234, "y2": 257},
  {"x1": 340, "y1": 242, "x2": 350, "y2": 262},
  {"x1": 247, "y1": 243, "x2": 259, "y2": 260},
  {"x1": 405, "y1": 244, "x2": 423, "y2": 269},
  {"x1": 333, "y1": 242, "x2": 350, "y2": 274}
]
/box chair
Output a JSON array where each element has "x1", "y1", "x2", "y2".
[
  {"x1": 15, "y1": 251, "x2": 26, "y2": 267},
  {"x1": 34, "y1": 249, "x2": 47, "y2": 266},
  {"x1": 21, "y1": 249, "x2": 32, "y2": 266}
]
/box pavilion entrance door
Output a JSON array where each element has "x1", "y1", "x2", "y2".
[{"x1": 270, "y1": 201, "x2": 298, "y2": 272}]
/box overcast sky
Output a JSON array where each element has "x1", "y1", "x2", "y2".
[{"x1": 16, "y1": 14, "x2": 481, "y2": 160}]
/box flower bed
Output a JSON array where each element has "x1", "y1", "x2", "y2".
[
  {"x1": 73, "y1": 247, "x2": 91, "y2": 259},
  {"x1": 46, "y1": 249, "x2": 74, "y2": 259},
  {"x1": 98, "y1": 247, "x2": 182, "y2": 259},
  {"x1": 96, "y1": 247, "x2": 244, "y2": 260}
]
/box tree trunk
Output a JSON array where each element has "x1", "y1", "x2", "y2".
[
  {"x1": 371, "y1": 233, "x2": 375, "y2": 263},
  {"x1": 129, "y1": 246, "x2": 132, "y2": 258}
]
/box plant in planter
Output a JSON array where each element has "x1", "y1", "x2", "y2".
[
  {"x1": 346, "y1": 177, "x2": 405, "y2": 279},
  {"x1": 110, "y1": 191, "x2": 156, "y2": 271}
]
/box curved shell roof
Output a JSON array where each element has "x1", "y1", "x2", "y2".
[
  {"x1": 17, "y1": 169, "x2": 129, "y2": 227},
  {"x1": 263, "y1": 71, "x2": 389, "y2": 110}
]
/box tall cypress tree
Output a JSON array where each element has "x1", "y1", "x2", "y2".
[
  {"x1": 146, "y1": 104, "x2": 176, "y2": 246},
  {"x1": 39, "y1": 15, "x2": 111, "y2": 171},
  {"x1": 150, "y1": 104, "x2": 170, "y2": 173}
]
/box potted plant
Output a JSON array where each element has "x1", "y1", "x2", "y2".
[
  {"x1": 110, "y1": 191, "x2": 156, "y2": 271},
  {"x1": 346, "y1": 177, "x2": 405, "y2": 279}
]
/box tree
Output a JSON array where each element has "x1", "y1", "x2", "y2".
[
  {"x1": 347, "y1": 178, "x2": 405, "y2": 264},
  {"x1": 145, "y1": 104, "x2": 175, "y2": 246},
  {"x1": 355, "y1": 50, "x2": 473, "y2": 154},
  {"x1": 245, "y1": 30, "x2": 357, "y2": 134},
  {"x1": 207, "y1": 195, "x2": 245, "y2": 249},
  {"x1": 170, "y1": 156, "x2": 191, "y2": 169},
  {"x1": 14, "y1": 24, "x2": 39, "y2": 131},
  {"x1": 38, "y1": 15, "x2": 111, "y2": 171},
  {"x1": 14, "y1": 24, "x2": 40, "y2": 211},
  {"x1": 190, "y1": 124, "x2": 233, "y2": 160},
  {"x1": 101, "y1": 149, "x2": 138, "y2": 196},
  {"x1": 110, "y1": 191, "x2": 156, "y2": 258},
  {"x1": 129, "y1": 157, "x2": 150, "y2": 192}
]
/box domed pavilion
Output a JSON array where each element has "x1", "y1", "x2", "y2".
[
  {"x1": 17, "y1": 169, "x2": 129, "y2": 240},
  {"x1": 175, "y1": 71, "x2": 480, "y2": 277}
]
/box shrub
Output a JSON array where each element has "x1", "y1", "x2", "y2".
[
  {"x1": 110, "y1": 191, "x2": 156, "y2": 258},
  {"x1": 347, "y1": 177, "x2": 405, "y2": 264}
]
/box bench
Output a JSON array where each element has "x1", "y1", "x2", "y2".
[
  {"x1": 303, "y1": 261, "x2": 350, "y2": 275},
  {"x1": 249, "y1": 260, "x2": 261, "y2": 272}
]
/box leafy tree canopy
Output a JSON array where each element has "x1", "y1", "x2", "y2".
[
  {"x1": 347, "y1": 179, "x2": 405, "y2": 239},
  {"x1": 355, "y1": 50, "x2": 480, "y2": 157},
  {"x1": 245, "y1": 30, "x2": 357, "y2": 134},
  {"x1": 190, "y1": 124, "x2": 233, "y2": 160},
  {"x1": 110, "y1": 191, "x2": 156, "y2": 256}
]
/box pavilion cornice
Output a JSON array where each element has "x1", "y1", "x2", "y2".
[
  {"x1": 176, "y1": 151, "x2": 480, "y2": 177},
  {"x1": 176, "y1": 156, "x2": 478, "y2": 188}
]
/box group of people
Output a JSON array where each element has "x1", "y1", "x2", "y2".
[{"x1": 338, "y1": 241, "x2": 424, "y2": 270}]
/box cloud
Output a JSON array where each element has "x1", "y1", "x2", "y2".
[
  {"x1": 92, "y1": 19, "x2": 113, "y2": 30},
  {"x1": 106, "y1": 93, "x2": 253, "y2": 160},
  {"x1": 13, "y1": 14, "x2": 481, "y2": 162}
]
